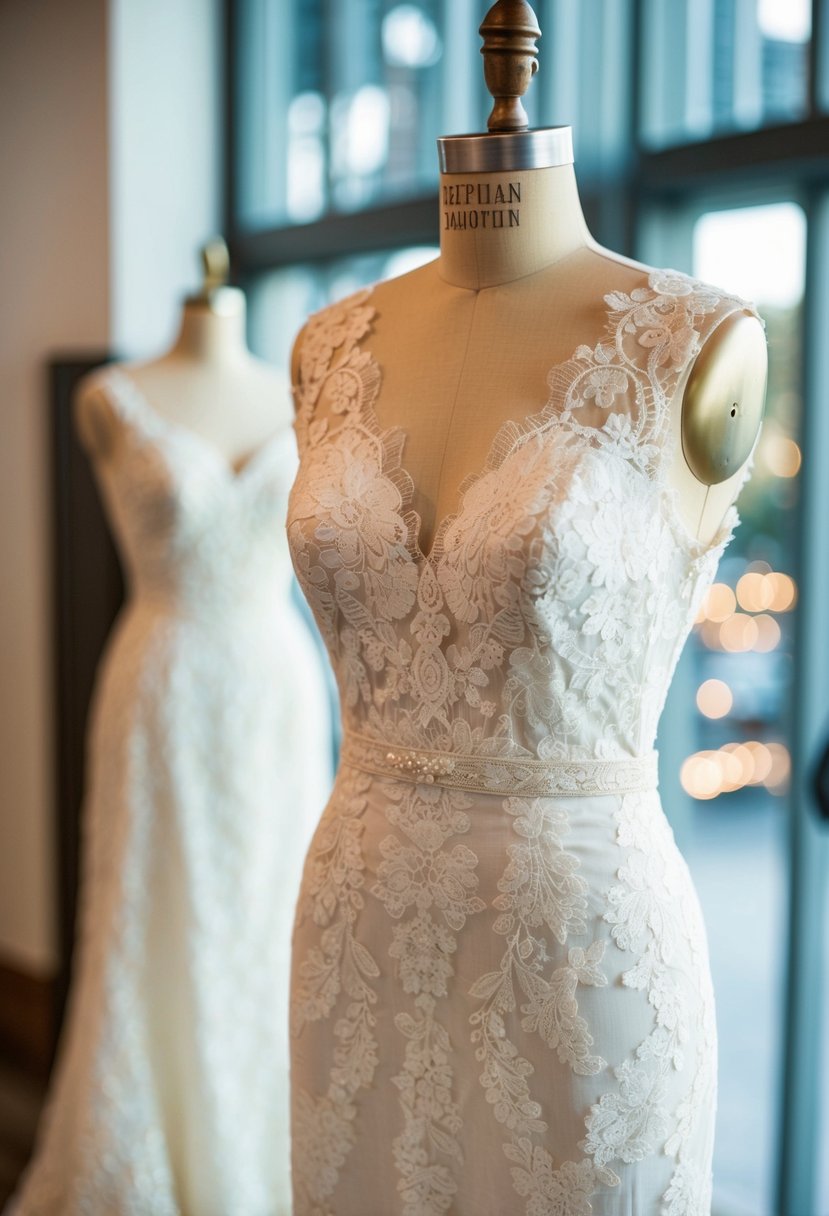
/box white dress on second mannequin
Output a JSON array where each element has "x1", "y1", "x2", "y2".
[
  {"x1": 9, "y1": 367, "x2": 331, "y2": 1216},
  {"x1": 286, "y1": 269, "x2": 761, "y2": 1215}
]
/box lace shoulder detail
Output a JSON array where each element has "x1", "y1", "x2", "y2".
[
  {"x1": 428, "y1": 268, "x2": 761, "y2": 570},
  {"x1": 289, "y1": 284, "x2": 430, "y2": 565},
  {"x1": 548, "y1": 267, "x2": 763, "y2": 477},
  {"x1": 76, "y1": 363, "x2": 114, "y2": 401},
  {"x1": 75, "y1": 363, "x2": 122, "y2": 414},
  {"x1": 291, "y1": 288, "x2": 379, "y2": 455},
  {"x1": 72, "y1": 365, "x2": 143, "y2": 463}
]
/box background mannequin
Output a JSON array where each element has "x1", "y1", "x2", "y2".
[
  {"x1": 10, "y1": 238, "x2": 330, "y2": 1214},
  {"x1": 79, "y1": 239, "x2": 291, "y2": 465}
]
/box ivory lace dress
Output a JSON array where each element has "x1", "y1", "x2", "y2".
[
  {"x1": 9, "y1": 369, "x2": 331, "y2": 1216},
  {"x1": 286, "y1": 268, "x2": 761, "y2": 1215}
]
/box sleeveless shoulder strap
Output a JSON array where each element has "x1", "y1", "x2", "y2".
[
  {"x1": 73, "y1": 365, "x2": 129, "y2": 459},
  {"x1": 551, "y1": 268, "x2": 764, "y2": 485},
  {"x1": 292, "y1": 288, "x2": 377, "y2": 456}
]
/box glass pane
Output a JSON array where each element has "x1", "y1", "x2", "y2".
[
  {"x1": 820, "y1": 0, "x2": 829, "y2": 112},
  {"x1": 641, "y1": 0, "x2": 812, "y2": 148},
  {"x1": 657, "y1": 201, "x2": 805, "y2": 1214},
  {"x1": 822, "y1": 883, "x2": 829, "y2": 1213},
  {"x1": 247, "y1": 246, "x2": 438, "y2": 373},
  {"x1": 235, "y1": 0, "x2": 451, "y2": 230}
]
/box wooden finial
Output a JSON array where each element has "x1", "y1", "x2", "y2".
[
  {"x1": 479, "y1": 0, "x2": 541, "y2": 132},
  {"x1": 200, "y1": 237, "x2": 230, "y2": 296}
]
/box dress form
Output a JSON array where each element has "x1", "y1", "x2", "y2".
[
  {"x1": 78, "y1": 239, "x2": 291, "y2": 468},
  {"x1": 291, "y1": 1, "x2": 766, "y2": 553}
]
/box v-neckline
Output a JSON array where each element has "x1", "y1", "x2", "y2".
[
  {"x1": 345, "y1": 273, "x2": 650, "y2": 565},
  {"x1": 103, "y1": 366, "x2": 289, "y2": 484}
]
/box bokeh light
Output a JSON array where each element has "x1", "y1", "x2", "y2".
[
  {"x1": 753, "y1": 614, "x2": 782, "y2": 652},
  {"x1": 720, "y1": 612, "x2": 760, "y2": 652},
  {"x1": 761, "y1": 427, "x2": 802, "y2": 478},
  {"x1": 681, "y1": 742, "x2": 791, "y2": 799},
  {"x1": 697, "y1": 679, "x2": 734, "y2": 718},
  {"x1": 700, "y1": 583, "x2": 737, "y2": 622},
  {"x1": 737, "y1": 571, "x2": 775, "y2": 612}
]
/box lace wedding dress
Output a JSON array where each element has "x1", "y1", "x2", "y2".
[
  {"x1": 9, "y1": 368, "x2": 331, "y2": 1216},
  {"x1": 286, "y1": 269, "x2": 761, "y2": 1215}
]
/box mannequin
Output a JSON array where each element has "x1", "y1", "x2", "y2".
[
  {"x1": 284, "y1": 9, "x2": 769, "y2": 1212},
  {"x1": 11, "y1": 235, "x2": 331, "y2": 1215},
  {"x1": 291, "y1": 6, "x2": 766, "y2": 552},
  {"x1": 78, "y1": 238, "x2": 292, "y2": 465},
  {"x1": 284, "y1": 7, "x2": 768, "y2": 1206}
]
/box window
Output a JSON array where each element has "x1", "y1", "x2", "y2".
[
  {"x1": 235, "y1": 0, "x2": 449, "y2": 231},
  {"x1": 641, "y1": 0, "x2": 814, "y2": 147},
  {"x1": 228, "y1": 3, "x2": 829, "y2": 1211},
  {"x1": 245, "y1": 246, "x2": 438, "y2": 373},
  {"x1": 684, "y1": 201, "x2": 804, "y2": 1213}
]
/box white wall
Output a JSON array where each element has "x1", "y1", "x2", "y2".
[
  {"x1": 111, "y1": 0, "x2": 222, "y2": 357},
  {"x1": 0, "y1": 0, "x2": 221, "y2": 976},
  {"x1": 0, "y1": 0, "x2": 111, "y2": 973}
]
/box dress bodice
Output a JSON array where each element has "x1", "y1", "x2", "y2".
[
  {"x1": 81, "y1": 368, "x2": 299, "y2": 623},
  {"x1": 287, "y1": 268, "x2": 761, "y2": 761}
]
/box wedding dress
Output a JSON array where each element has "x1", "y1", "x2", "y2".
[
  {"x1": 286, "y1": 268, "x2": 761, "y2": 1215},
  {"x1": 9, "y1": 367, "x2": 330, "y2": 1216}
]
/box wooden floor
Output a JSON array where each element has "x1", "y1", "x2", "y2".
[{"x1": 0, "y1": 1059, "x2": 44, "y2": 1206}]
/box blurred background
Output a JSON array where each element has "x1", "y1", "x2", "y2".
[{"x1": 1, "y1": 1, "x2": 828, "y2": 1213}]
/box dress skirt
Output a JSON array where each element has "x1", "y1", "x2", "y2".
[{"x1": 289, "y1": 763, "x2": 717, "y2": 1216}]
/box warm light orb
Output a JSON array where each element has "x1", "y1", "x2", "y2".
[
  {"x1": 696, "y1": 679, "x2": 733, "y2": 719},
  {"x1": 767, "y1": 572, "x2": 797, "y2": 612},
  {"x1": 763, "y1": 432, "x2": 802, "y2": 478},
  {"x1": 699, "y1": 620, "x2": 723, "y2": 650},
  {"x1": 729, "y1": 744, "x2": 755, "y2": 786},
  {"x1": 744, "y1": 741, "x2": 773, "y2": 784},
  {"x1": 753, "y1": 614, "x2": 782, "y2": 652},
  {"x1": 681, "y1": 741, "x2": 784, "y2": 798},
  {"x1": 719, "y1": 612, "x2": 760, "y2": 652},
  {"x1": 765, "y1": 742, "x2": 791, "y2": 792},
  {"x1": 718, "y1": 744, "x2": 751, "y2": 790},
  {"x1": 680, "y1": 753, "x2": 722, "y2": 800},
  {"x1": 701, "y1": 583, "x2": 737, "y2": 623},
  {"x1": 736, "y1": 571, "x2": 774, "y2": 612}
]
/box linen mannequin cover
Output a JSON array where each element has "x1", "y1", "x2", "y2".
[
  {"x1": 9, "y1": 367, "x2": 330, "y2": 1216},
  {"x1": 286, "y1": 267, "x2": 761, "y2": 1214}
]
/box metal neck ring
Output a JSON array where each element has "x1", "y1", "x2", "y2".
[{"x1": 437, "y1": 126, "x2": 574, "y2": 174}]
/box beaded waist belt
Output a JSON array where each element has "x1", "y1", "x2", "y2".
[{"x1": 339, "y1": 729, "x2": 659, "y2": 798}]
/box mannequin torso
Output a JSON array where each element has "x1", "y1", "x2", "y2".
[
  {"x1": 78, "y1": 291, "x2": 292, "y2": 469},
  {"x1": 285, "y1": 17, "x2": 766, "y2": 1205},
  {"x1": 292, "y1": 163, "x2": 766, "y2": 552}
]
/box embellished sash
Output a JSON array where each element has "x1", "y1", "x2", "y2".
[{"x1": 340, "y1": 729, "x2": 659, "y2": 798}]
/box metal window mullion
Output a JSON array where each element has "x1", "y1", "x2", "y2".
[
  {"x1": 775, "y1": 185, "x2": 829, "y2": 1216},
  {"x1": 322, "y1": 0, "x2": 335, "y2": 216},
  {"x1": 639, "y1": 0, "x2": 691, "y2": 147},
  {"x1": 441, "y1": 0, "x2": 476, "y2": 133},
  {"x1": 222, "y1": 0, "x2": 235, "y2": 236},
  {"x1": 732, "y1": 0, "x2": 763, "y2": 129},
  {"x1": 540, "y1": 0, "x2": 580, "y2": 129},
  {"x1": 638, "y1": 116, "x2": 829, "y2": 194},
  {"x1": 230, "y1": 193, "x2": 438, "y2": 273},
  {"x1": 809, "y1": 0, "x2": 828, "y2": 114},
  {"x1": 684, "y1": 0, "x2": 714, "y2": 137},
  {"x1": 265, "y1": 0, "x2": 291, "y2": 225}
]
